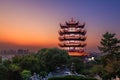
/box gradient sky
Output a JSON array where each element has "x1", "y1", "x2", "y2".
[{"x1": 0, "y1": 0, "x2": 120, "y2": 52}]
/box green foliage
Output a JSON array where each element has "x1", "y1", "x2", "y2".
[
  {"x1": 0, "y1": 62, "x2": 22, "y2": 80},
  {"x1": 0, "y1": 64, "x2": 8, "y2": 80},
  {"x1": 9, "y1": 64, "x2": 21, "y2": 80},
  {"x1": 19, "y1": 55, "x2": 40, "y2": 73},
  {"x1": 10, "y1": 64, "x2": 21, "y2": 72},
  {"x1": 48, "y1": 75, "x2": 97, "y2": 80},
  {"x1": 68, "y1": 57, "x2": 85, "y2": 74},
  {"x1": 98, "y1": 32, "x2": 120, "y2": 79},
  {"x1": 37, "y1": 48, "x2": 69, "y2": 72},
  {"x1": 98, "y1": 32, "x2": 120, "y2": 54},
  {"x1": 3, "y1": 59, "x2": 11, "y2": 67},
  {"x1": 0, "y1": 48, "x2": 69, "y2": 80},
  {"x1": 0, "y1": 48, "x2": 96, "y2": 80},
  {"x1": 12, "y1": 55, "x2": 23, "y2": 64},
  {"x1": 88, "y1": 65, "x2": 104, "y2": 76},
  {"x1": 21, "y1": 70, "x2": 31, "y2": 80},
  {"x1": 39, "y1": 71, "x2": 47, "y2": 77}
]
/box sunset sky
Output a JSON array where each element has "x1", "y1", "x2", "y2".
[{"x1": 0, "y1": 0, "x2": 120, "y2": 52}]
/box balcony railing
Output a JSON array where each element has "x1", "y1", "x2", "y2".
[
  {"x1": 64, "y1": 49, "x2": 84, "y2": 53},
  {"x1": 58, "y1": 36, "x2": 86, "y2": 41},
  {"x1": 58, "y1": 43, "x2": 86, "y2": 47},
  {"x1": 58, "y1": 29, "x2": 86, "y2": 35}
]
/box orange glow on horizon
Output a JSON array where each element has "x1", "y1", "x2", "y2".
[{"x1": 0, "y1": 34, "x2": 58, "y2": 47}]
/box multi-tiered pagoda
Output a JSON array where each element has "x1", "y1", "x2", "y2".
[{"x1": 58, "y1": 18, "x2": 87, "y2": 56}]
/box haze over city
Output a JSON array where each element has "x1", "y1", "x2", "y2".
[{"x1": 0, "y1": 0, "x2": 120, "y2": 52}]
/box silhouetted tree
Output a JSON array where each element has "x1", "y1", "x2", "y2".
[
  {"x1": 98, "y1": 32, "x2": 120, "y2": 79},
  {"x1": 98, "y1": 32, "x2": 120, "y2": 55}
]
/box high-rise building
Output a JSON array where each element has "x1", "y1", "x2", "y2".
[{"x1": 58, "y1": 18, "x2": 87, "y2": 56}]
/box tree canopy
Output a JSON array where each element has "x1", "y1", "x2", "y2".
[
  {"x1": 98, "y1": 32, "x2": 120, "y2": 79},
  {"x1": 98, "y1": 32, "x2": 120, "y2": 54}
]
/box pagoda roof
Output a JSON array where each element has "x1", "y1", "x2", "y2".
[
  {"x1": 66, "y1": 18, "x2": 79, "y2": 25},
  {"x1": 60, "y1": 23, "x2": 85, "y2": 28},
  {"x1": 66, "y1": 21, "x2": 79, "y2": 25},
  {"x1": 60, "y1": 18, "x2": 85, "y2": 28},
  {"x1": 77, "y1": 23, "x2": 85, "y2": 28},
  {"x1": 60, "y1": 24, "x2": 68, "y2": 28}
]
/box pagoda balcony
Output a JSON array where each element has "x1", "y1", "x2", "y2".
[
  {"x1": 61, "y1": 29, "x2": 86, "y2": 32},
  {"x1": 66, "y1": 41, "x2": 81, "y2": 44},
  {"x1": 65, "y1": 49, "x2": 84, "y2": 53},
  {"x1": 59, "y1": 42, "x2": 86, "y2": 45},
  {"x1": 58, "y1": 36, "x2": 86, "y2": 41},
  {"x1": 58, "y1": 43, "x2": 86, "y2": 47},
  {"x1": 63, "y1": 42, "x2": 86, "y2": 45},
  {"x1": 58, "y1": 29, "x2": 86, "y2": 35}
]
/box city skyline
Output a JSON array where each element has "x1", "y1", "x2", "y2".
[{"x1": 0, "y1": 0, "x2": 120, "y2": 52}]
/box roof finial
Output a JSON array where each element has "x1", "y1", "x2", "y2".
[{"x1": 71, "y1": 17, "x2": 74, "y2": 22}]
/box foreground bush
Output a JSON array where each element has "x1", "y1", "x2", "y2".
[{"x1": 48, "y1": 75, "x2": 97, "y2": 80}]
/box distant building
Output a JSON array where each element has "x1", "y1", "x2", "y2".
[
  {"x1": 58, "y1": 18, "x2": 87, "y2": 56},
  {"x1": 0, "y1": 49, "x2": 30, "y2": 61},
  {"x1": 0, "y1": 49, "x2": 16, "y2": 54},
  {"x1": 17, "y1": 49, "x2": 29, "y2": 54},
  {"x1": 0, "y1": 49, "x2": 29, "y2": 55}
]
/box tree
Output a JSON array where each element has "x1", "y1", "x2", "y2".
[
  {"x1": 36, "y1": 48, "x2": 48, "y2": 60},
  {"x1": 39, "y1": 71, "x2": 47, "y2": 78},
  {"x1": 19, "y1": 55, "x2": 40, "y2": 73},
  {"x1": 98, "y1": 32, "x2": 120, "y2": 79},
  {"x1": 0, "y1": 64, "x2": 8, "y2": 80},
  {"x1": 68, "y1": 57, "x2": 85, "y2": 74},
  {"x1": 3, "y1": 59, "x2": 11, "y2": 67},
  {"x1": 12, "y1": 55, "x2": 23, "y2": 64},
  {"x1": 8, "y1": 64, "x2": 21, "y2": 80},
  {"x1": 98, "y1": 32, "x2": 120, "y2": 55},
  {"x1": 21, "y1": 70, "x2": 31, "y2": 80},
  {"x1": 37, "y1": 48, "x2": 69, "y2": 72}
]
